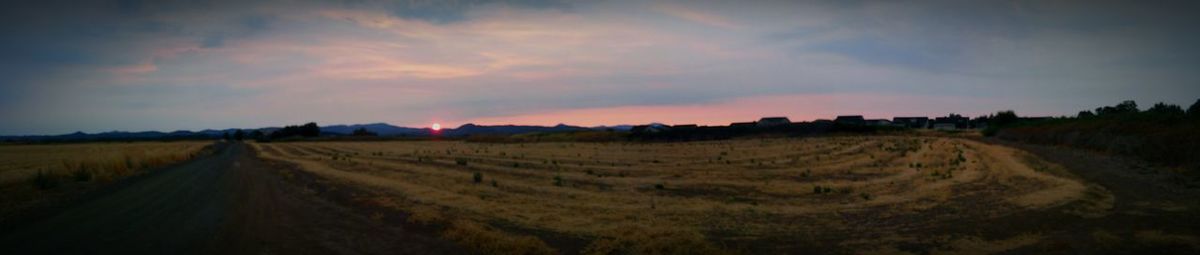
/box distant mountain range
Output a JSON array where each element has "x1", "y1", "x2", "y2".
[{"x1": 0, "y1": 123, "x2": 635, "y2": 142}]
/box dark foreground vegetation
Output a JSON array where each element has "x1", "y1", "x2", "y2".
[{"x1": 993, "y1": 99, "x2": 1200, "y2": 178}]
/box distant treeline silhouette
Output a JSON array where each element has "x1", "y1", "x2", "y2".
[
  {"x1": 994, "y1": 99, "x2": 1200, "y2": 177},
  {"x1": 628, "y1": 122, "x2": 903, "y2": 141},
  {"x1": 267, "y1": 122, "x2": 321, "y2": 140}
]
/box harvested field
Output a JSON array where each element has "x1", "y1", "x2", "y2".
[{"x1": 253, "y1": 136, "x2": 1094, "y2": 253}]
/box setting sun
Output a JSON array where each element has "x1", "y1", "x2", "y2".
[{"x1": 431, "y1": 123, "x2": 441, "y2": 131}]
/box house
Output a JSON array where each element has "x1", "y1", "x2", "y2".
[
  {"x1": 866, "y1": 119, "x2": 893, "y2": 126},
  {"x1": 892, "y1": 117, "x2": 930, "y2": 129},
  {"x1": 834, "y1": 115, "x2": 866, "y2": 126},
  {"x1": 933, "y1": 114, "x2": 970, "y2": 129},
  {"x1": 729, "y1": 122, "x2": 757, "y2": 129},
  {"x1": 756, "y1": 117, "x2": 791, "y2": 127}
]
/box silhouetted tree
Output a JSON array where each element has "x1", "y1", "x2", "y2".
[
  {"x1": 233, "y1": 129, "x2": 245, "y2": 141},
  {"x1": 1077, "y1": 110, "x2": 1095, "y2": 118},
  {"x1": 222, "y1": 132, "x2": 230, "y2": 140},
  {"x1": 351, "y1": 127, "x2": 377, "y2": 136},
  {"x1": 268, "y1": 122, "x2": 321, "y2": 140},
  {"x1": 1188, "y1": 99, "x2": 1200, "y2": 118},
  {"x1": 300, "y1": 122, "x2": 320, "y2": 137},
  {"x1": 1096, "y1": 100, "x2": 1139, "y2": 116},
  {"x1": 1146, "y1": 102, "x2": 1185, "y2": 116},
  {"x1": 991, "y1": 110, "x2": 1019, "y2": 127},
  {"x1": 250, "y1": 130, "x2": 264, "y2": 140}
]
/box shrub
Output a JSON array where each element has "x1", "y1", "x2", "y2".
[
  {"x1": 554, "y1": 175, "x2": 564, "y2": 186},
  {"x1": 813, "y1": 185, "x2": 822, "y2": 194},
  {"x1": 31, "y1": 170, "x2": 60, "y2": 190},
  {"x1": 456, "y1": 158, "x2": 469, "y2": 166},
  {"x1": 860, "y1": 193, "x2": 872, "y2": 200},
  {"x1": 655, "y1": 183, "x2": 665, "y2": 190},
  {"x1": 72, "y1": 167, "x2": 92, "y2": 182},
  {"x1": 473, "y1": 172, "x2": 483, "y2": 184}
]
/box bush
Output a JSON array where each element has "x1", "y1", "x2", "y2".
[
  {"x1": 554, "y1": 175, "x2": 564, "y2": 186},
  {"x1": 72, "y1": 167, "x2": 92, "y2": 182},
  {"x1": 31, "y1": 170, "x2": 60, "y2": 190},
  {"x1": 473, "y1": 172, "x2": 483, "y2": 184},
  {"x1": 654, "y1": 183, "x2": 665, "y2": 190}
]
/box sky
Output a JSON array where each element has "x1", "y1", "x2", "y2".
[{"x1": 1, "y1": 0, "x2": 1198, "y2": 135}]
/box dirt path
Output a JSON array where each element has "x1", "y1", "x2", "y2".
[{"x1": 0, "y1": 143, "x2": 463, "y2": 254}]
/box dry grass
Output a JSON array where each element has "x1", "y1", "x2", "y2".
[
  {"x1": 252, "y1": 136, "x2": 1086, "y2": 253},
  {"x1": 0, "y1": 141, "x2": 212, "y2": 218},
  {"x1": 0, "y1": 141, "x2": 211, "y2": 186},
  {"x1": 1135, "y1": 230, "x2": 1200, "y2": 249},
  {"x1": 442, "y1": 220, "x2": 557, "y2": 255}
]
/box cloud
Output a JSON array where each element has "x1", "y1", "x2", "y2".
[
  {"x1": 0, "y1": 0, "x2": 1198, "y2": 134},
  {"x1": 655, "y1": 3, "x2": 739, "y2": 29}
]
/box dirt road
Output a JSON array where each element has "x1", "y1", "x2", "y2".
[{"x1": 0, "y1": 143, "x2": 463, "y2": 254}]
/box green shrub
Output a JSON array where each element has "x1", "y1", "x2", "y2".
[
  {"x1": 456, "y1": 158, "x2": 468, "y2": 166},
  {"x1": 654, "y1": 183, "x2": 665, "y2": 190},
  {"x1": 473, "y1": 172, "x2": 483, "y2": 184},
  {"x1": 554, "y1": 175, "x2": 564, "y2": 186}
]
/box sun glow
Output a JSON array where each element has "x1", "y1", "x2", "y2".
[{"x1": 431, "y1": 123, "x2": 441, "y2": 131}]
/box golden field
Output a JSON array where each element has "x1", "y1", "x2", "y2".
[
  {"x1": 0, "y1": 141, "x2": 212, "y2": 186},
  {"x1": 0, "y1": 141, "x2": 213, "y2": 220},
  {"x1": 254, "y1": 136, "x2": 1103, "y2": 253}
]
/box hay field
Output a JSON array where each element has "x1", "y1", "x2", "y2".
[
  {"x1": 254, "y1": 137, "x2": 1092, "y2": 253},
  {"x1": 0, "y1": 141, "x2": 212, "y2": 186}
]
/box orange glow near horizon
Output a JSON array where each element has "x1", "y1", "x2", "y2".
[{"x1": 438, "y1": 93, "x2": 1013, "y2": 128}]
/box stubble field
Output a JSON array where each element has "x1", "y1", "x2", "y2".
[{"x1": 254, "y1": 136, "x2": 1105, "y2": 254}]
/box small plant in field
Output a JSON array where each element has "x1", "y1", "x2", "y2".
[
  {"x1": 456, "y1": 158, "x2": 469, "y2": 166},
  {"x1": 473, "y1": 172, "x2": 483, "y2": 184},
  {"x1": 553, "y1": 175, "x2": 564, "y2": 186},
  {"x1": 654, "y1": 183, "x2": 665, "y2": 190},
  {"x1": 31, "y1": 170, "x2": 60, "y2": 190},
  {"x1": 860, "y1": 193, "x2": 872, "y2": 200},
  {"x1": 813, "y1": 185, "x2": 822, "y2": 194},
  {"x1": 491, "y1": 180, "x2": 498, "y2": 187},
  {"x1": 822, "y1": 186, "x2": 832, "y2": 194},
  {"x1": 512, "y1": 162, "x2": 520, "y2": 168},
  {"x1": 72, "y1": 167, "x2": 92, "y2": 182}
]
